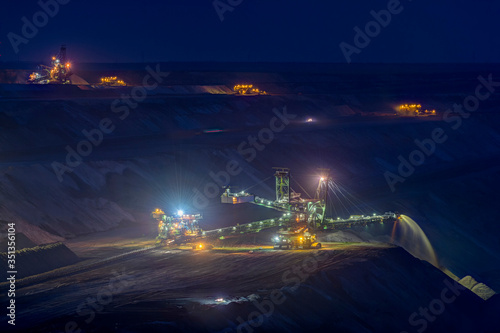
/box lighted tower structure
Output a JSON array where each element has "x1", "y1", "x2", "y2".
[
  {"x1": 315, "y1": 168, "x2": 331, "y2": 204},
  {"x1": 58, "y1": 44, "x2": 67, "y2": 64},
  {"x1": 310, "y1": 168, "x2": 331, "y2": 228},
  {"x1": 273, "y1": 167, "x2": 290, "y2": 205}
]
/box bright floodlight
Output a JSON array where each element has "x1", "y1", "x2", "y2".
[
  {"x1": 320, "y1": 177, "x2": 325, "y2": 181},
  {"x1": 177, "y1": 210, "x2": 184, "y2": 216}
]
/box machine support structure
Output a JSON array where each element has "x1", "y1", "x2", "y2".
[
  {"x1": 311, "y1": 168, "x2": 331, "y2": 228},
  {"x1": 273, "y1": 167, "x2": 290, "y2": 205}
]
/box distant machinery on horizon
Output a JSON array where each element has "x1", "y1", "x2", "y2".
[
  {"x1": 233, "y1": 84, "x2": 267, "y2": 95},
  {"x1": 98, "y1": 76, "x2": 127, "y2": 87},
  {"x1": 397, "y1": 103, "x2": 436, "y2": 117},
  {"x1": 27, "y1": 45, "x2": 73, "y2": 84}
]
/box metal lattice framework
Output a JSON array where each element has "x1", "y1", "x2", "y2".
[
  {"x1": 312, "y1": 168, "x2": 331, "y2": 227},
  {"x1": 315, "y1": 168, "x2": 331, "y2": 203},
  {"x1": 273, "y1": 167, "x2": 290, "y2": 204}
]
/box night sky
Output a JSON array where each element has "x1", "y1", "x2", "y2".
[{"x1": 1, "y1": 0, "x2": 498, "y2": 63}]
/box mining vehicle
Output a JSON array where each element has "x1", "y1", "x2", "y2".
[
  {"x1": 98, "y1": 76, "x2": 126, "y2": 86},
  {"x1": 152, "y1": 209, "x2": 213, "y2": 249},
  {"x1": 27, "y1": 45, "x2": 73, "y2": 84},
  {"x1": 233, "y1": 84, "x2": 267, "y2": 95},
  {"x1": 272, "y1": 227, "x2": 322, "y2": 250}
]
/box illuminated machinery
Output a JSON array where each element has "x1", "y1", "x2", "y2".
[
  {"x1": 99, "y1": 76, "x2": 126, "y2": 87},
  {"x1": 397, "y1": 104, "x2": 436, "y2": 117},
  {"x1": 278, "y1": 169, "x2": 330, "y2": 229},
  {"x1": 271, "y1": 168, "x2": 330, "y2": 249},
  {"x1": 214, "y1": 167, "x2": 400, "y2": 250},
  {"x1": 272, "y1": 227, "x2": 321, "y2": 250},
  {"x1": 309, "y1": 169, "x2": 330, "y2": 228},
  {"x1": 152, "y1": 209, "x2": 203, "y2": 244},
  {"x1": 221, "y1": 169, "x2": 291, "y2": 209},
  {"x1": 221, "y1": 187, "x2": 255, "y2": 204},
  {"x1": 27, "y1": 45, "x2": 73, "y2": 84},
  {"x1": 233, "y1": 84, "x2": 267, "y2": 96},
  {"x1": 273, "y1": 167, "x2": 290, "y2": 208}
]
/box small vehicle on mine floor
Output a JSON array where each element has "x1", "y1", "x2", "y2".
[{"x1": 272, "y1": 228, "x2": 322, "y2": 250}]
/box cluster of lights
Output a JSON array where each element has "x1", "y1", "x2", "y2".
[
  {"x1": 28, "y1": 53, "x2": 73, "y2": 84},
  {"x1": 398, "y1": 104, "x2": 436, "y2": 115},
  {"x1": 234, "y1": 84, "x2": 253, "y2": 90},
  {"x1": 153, "y1": 208, "x2": 165, "y2": 217},
  {"x1": 49, "y1": 57, "x2": 70, "y2": 75},
  {"x1": 255, "y1": 197, "x2": 274, "y2": 206},
  {"x1": 51, "y1": 55, "x2": 70, "y2": 68},
  {"x1": 233, "y1": 84, "x2": 267, "y2": 95},
  {"x1": 100, "y1": 76, "x2": 126, "y2": 86},
  {"x1": 29, "y1": 73, "x2": 41, "y2": 80},
  {"x1": 399, "y1": 103, "x2": 421, "y2": 110}
]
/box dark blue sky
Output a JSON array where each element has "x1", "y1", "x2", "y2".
[{"x1": 1, "y1": 0, "x2": 498, "y2": 63}]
